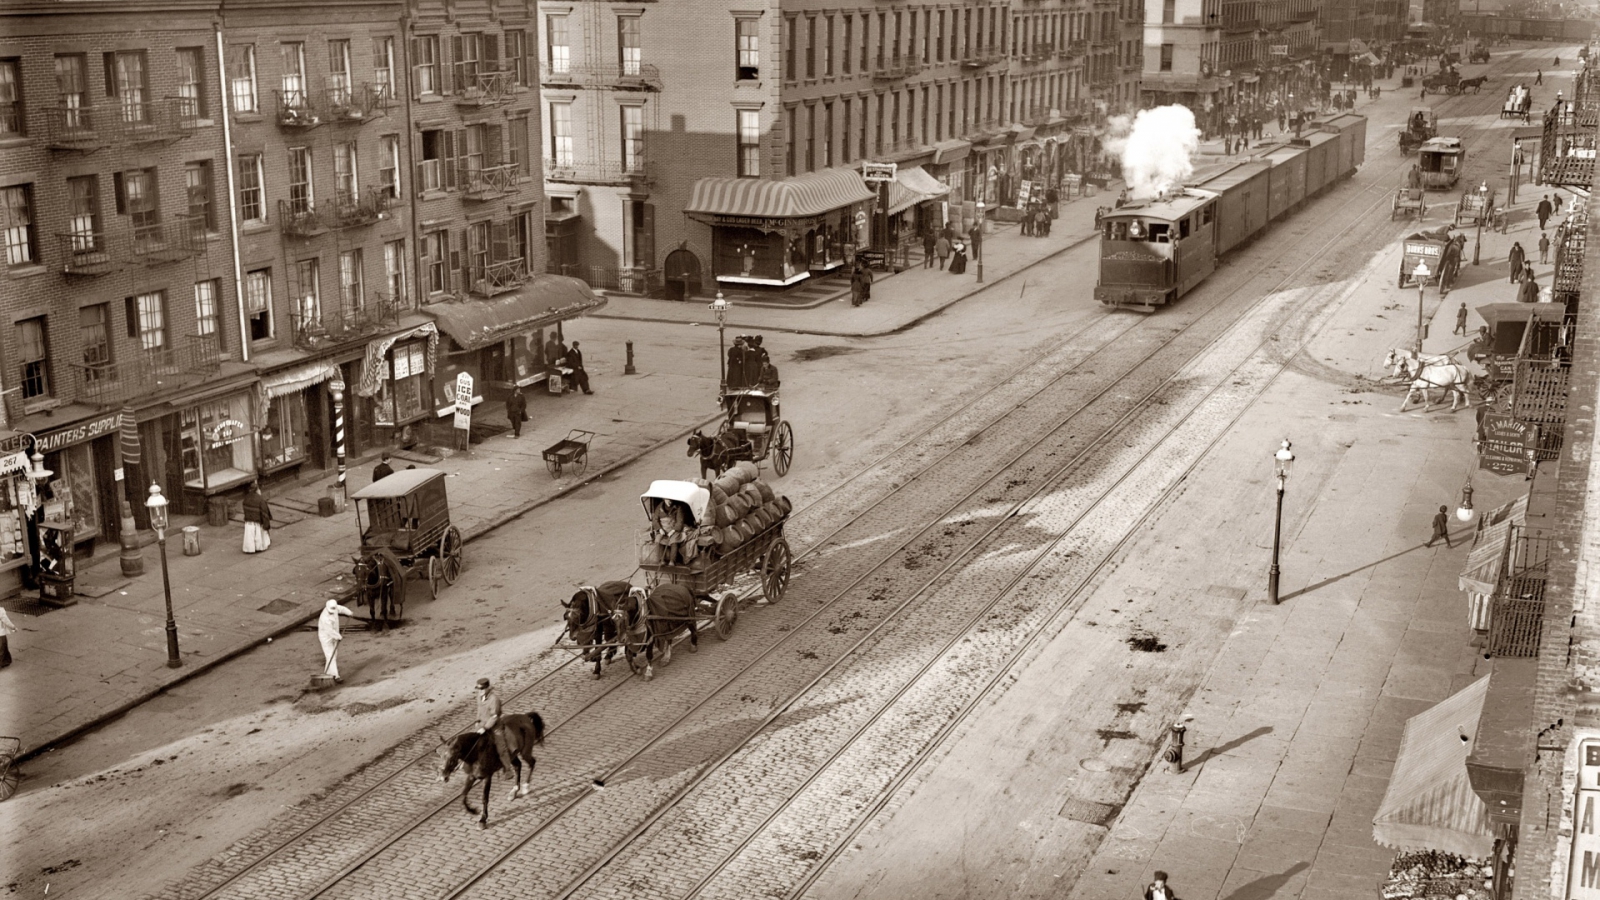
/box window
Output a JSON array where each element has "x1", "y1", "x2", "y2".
[
  {"x1": 842, "y1": 98, "x2": 852, "y2": 163},
  {"x1": 16, "y1": 318, "x2": 49, "y2": 401},
  {"x1": 549, "y1": 102, "x2": 573, "y2": 166},
  {"x1": 825, "y1": 103, "x2": 834, "y2": 167},
  {"x1": 878, "y1": 13, "x2": 888, "y2": 67},
  {"x1": 333, "y1": 141, "x2": 357, "y2": 207},
  {"x1": 66, "y1": 175, "x2": 100, "y2": 251},
  {"x1": 547, "y1": 16, "x2": 571, "y2": 74},
  {"x1": 79, "y1": 305, "x2": 111, "y2": 381},
  {"x1": 294, "y1": 258, "x2": 321, "y2": 324},
  {"x1": 227, "y1": 44, "x2": 258, "y2": 113},
  {"x1": 785, "y1": 17, "x2": 796, "y2": 80},
  {"x1": 237, "y1": 153, "x2": 265, "y2": 223},
  {"x1": 186, "y1": 160, "x2": 215, "y2": 232},
  {"x1": 384, "y1": 239, "x2": 406, "y2": 303},
  {"x1": 280, "y1": 42, "x2": 306, "y2": 106},
  {"x1": 373, "y1": 37, "x2": 395, "y2": 100},
  {"x1": 736, "y1": 17, "x2": 760, "y2": 80},
  {"x1": 453, "y1": 33, "x2": 482, "y2": 92},
  {"x1": 509, "y1": 114, "x2": 530, "y2": 178},
  {"x1": 0, "y1": 59, "x2": 22, "y2": 135},
  {"x1": 127, "y1": 290, "x2": 166, "y2": 351},
  {"x1": 245, "y1": 268, "x2": 273, "y2": 339},
  {"x1": 1160, "y1": 43, "x2": 1173, "y2": 71},
  {"x1": 806, "y1": 17, "x2": 816, "y2": 78},
  {"x1": 194, "y1": 278, "x2": 221, "y2": 343},
  {"x1": 2, "y1": 185, "x2": 36, "y2": 266},
  {"x1": 621, "y1": 105, "x2": 644, "y2": 172},
  {"x1": 377, "y1": 340, "x2": 428, "y2": 425},
  {"x1": 414, "y1": 35, "x2": 439, "y2": 95},
  {"x1": 875, "y1": 93, "x2": 884, "y2": 154},
  {"x1": 500, "y1": 30, "x2": 524, "y2": 86},
  {"x1": 467, "y1": 220, "x2": 491, "y2": 283},
  {"x1": 340, "y1": 248, "x2": 364, "y2": 311},
  {"x1": 55, "y1": 55, "x2": 87, "y2": 128},
  {"x1": 176, "y1": 47, "x2": 206, "y2": 118},
  {"x1": 737, "y1": 109, "x2": 760, "y2": 177},
  {"x1": 425, "y1": 230, "x2": 448, "y2": 293},
  {"x1": 288, "y1": 146, "x2": 313, "y2": 213},
  {"x1": 843, "y1": 16, "x2": 853, "y2": 74},
  {"x1": 1163, "y1": 0, "x2": 1175, "y2": 22},
  {"x1": 618, "y1": 17, "x2": 642, "y2": 76},
  {"x1": 182, "y1": 394, "x2": 255, "y2": 490},
  {"x1": 380, "y1": 134, "x2": 400, "y2": 198},
  {"x1": 420, "y1": 128, "x2": 445, "y2": 190},
  {"x1": 328, "y1": 40, "x2": 352, "y2": 107},
  {"x1": 623, "y1": 200, "x2": 654, "y2": 269},
  {"x1": 805, "y1": 104, "x2": 815, "y2": 171},
  {"x1": 106, "y1": 51, "x2": 148, "y2": 124}
]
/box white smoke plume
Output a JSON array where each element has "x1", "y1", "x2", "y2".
[{"x1": 1102, "y1": 105, "x2": 1201, "y2": 200}]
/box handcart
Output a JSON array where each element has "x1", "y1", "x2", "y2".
[{"x1": 543, "y1": 429, "x2": 595, "y2": 477}]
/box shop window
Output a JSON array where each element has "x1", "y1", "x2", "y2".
[
  {"x1": 43, "y1": 444, "x2": 98, "y2": 541},
  {"x1": 260, "y1": 392, "x2": 308, "y2": 471},
  {"x1": 375, "y1": 340, "x2": 428, "y2": 425},
  {"x1": 181, "y1": 394, "x2": 256, "y2": 490}
]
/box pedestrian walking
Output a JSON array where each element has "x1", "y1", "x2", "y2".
[
  {"x1": 1537, "y1": 194, "x2": 1554, "y2": 231},
  {"x1": 922, "y1": 230, "x2": 937, "y2": 268},
  {"x1": 506, "y1": 385, "x2": 528, "y2": 437},
  {"x1": 849, "y1": 259, "x2": 873, "y2": 305},
  {"x1": 372, "y1": 452, "x2": 394, "y2": 483},
  {"x1": 1518, "y1": 272, "x2": 1541, "y2": 304},
  {"x1": 0, "y1": 604, "x2": 16, "y2": 668},
  {"x1": 948, "y1": 240, "x2": 968, "y2": 274},
  {"x1": 1427, "y1": 505, "x2": 1453, "y2": 548},
  {"x1": 1540, "y1": 232, "x2": 1551, "y2": 264},
  {"x1": 935, "y1": 234, "x2": 951, "y2": 270},
  {"x1": 1455, "y1": 302, "x2": 1469, "y2": 335},
  {"x1": 1524, "y1": 261, "x2": 1537, "y2": 285},
  {"x1": 566, "y1": 341, "x2": 594, "y2": 394},
  {"x1": 1144, "y1": 871, "x2": 1177, "y2": 900},
  {"x1": 1553, "y1": 191, "x2": 1564, "y2": 215},
  {"x1": 1537, "y1": 69, "x2": 1544, "y2": 85},
  {"x1": 1508, "y1": 241, "x2": 1526, "y2": 282},
  {"x1": 242, "y1": 482, "x2": 272, "y2": 553},
  {"x1": 318, "y1": 599, "x2": 355, "y2": 682}
]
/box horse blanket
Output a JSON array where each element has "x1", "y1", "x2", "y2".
[{"x1": 647, "y1": 583, "x2": 697, "y2": 626}]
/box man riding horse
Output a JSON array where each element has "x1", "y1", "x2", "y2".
[{"x1": 474, "y1": 677, "x2": 530, "y2": 798}]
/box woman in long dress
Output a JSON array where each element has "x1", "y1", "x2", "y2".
[
  {"x1": 242, "y1": 482, "x2": 272, "y2": 553},
  {"x1": 948, "y1": 241, "x2": 968, "y2": 274}
]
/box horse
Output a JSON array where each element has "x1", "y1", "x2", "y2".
[
  {"x1": 1460, "y1": 75, "x2": 1489, "y2": 93},
  {"x1": 561, "y1": 582, "x2": 636, "y2": 678},
  {"x1": 687, "y1": 430, "x2": 725, "y2": 479},
  {"x1": 1400, "y1": 361, "x2": 1475, "y2": 411},
  {"x1": 612, "y1": 583, "x2": 699, "y2": 682},
  {"x1": 1384, "y1": 347, "x2": 1457, "y2": 379},
  {"x1": 351, "y1": 548, "x2": 405, "y2": 630},
  {"x1": 437, "y1": 712, "x2": 546, "y2": 827}
]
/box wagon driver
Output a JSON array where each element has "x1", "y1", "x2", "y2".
[{"x1": 318, "y1": 598, "x2": 355, "y2": 683}]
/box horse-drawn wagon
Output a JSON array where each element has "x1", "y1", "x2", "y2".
[
  {"x1": 349, "y1": 468, "x2": 464, "y2": 628},
  {"x1": 690, "y1": 334, "x2": 795, "y2": 477},
  {"x1": 1455, "y1": 184, "x2": 1497, "y2": 226},
  {"x1": 1399, "y1": 228, "x2": 1452, "y2": 288},
  {"x1": 1399, "y1": 107, "x2": 1437, "y2": 153},
  {"x1": 1417, "y1": 138, "x2": 1466, "y2": 189},
  {"x1": 1393, "y1": 187, "x2": 1427, "y2": 220},
  {"x1": 1471, "y1": 302, "x2": 1569, "y2": 403},
  {"x1": 1423, "y1": 70, "x2": 1461, "y2": 95}
]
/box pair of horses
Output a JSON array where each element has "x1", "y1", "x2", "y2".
[
  {"x1": 1384, "y1": 348, "x2": 1476, "y2": 411},
  {"x1": 436, "y1": 711, "x2": 545, "y2": 827},
  {"x1": 562, "y1": 581, "x2": 700, "y2": 681}
]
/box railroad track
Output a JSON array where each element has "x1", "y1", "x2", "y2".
[{"x1": 150, "y1": 50, "x2": 1533, "y2": 900}]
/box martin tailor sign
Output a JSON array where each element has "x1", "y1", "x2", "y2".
[{"x1": 1478, "y1": 413, "x2": 1533, "y2": 476}]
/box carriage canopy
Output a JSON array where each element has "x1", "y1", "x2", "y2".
[{"x1": 641, "y1": 480, "x2": 711, "y2": 527}]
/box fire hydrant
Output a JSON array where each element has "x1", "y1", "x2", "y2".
[{"x1": 1164, "y1": 720, "x2": 1188, "y2": 774}]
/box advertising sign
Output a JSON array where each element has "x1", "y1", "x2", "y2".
[
  {"x1": 1568, "y1": 738, "x2": 1600, "y2": 897},
  {"x1": 1478, "y1": 413, "x2": 1532, "y2": 476},
  {"x1": 862, "y1": 162, "x2": 897, "y2": 183},
  {"x1": 453, "y1": 372, "x2": 474, "y2": 431}
]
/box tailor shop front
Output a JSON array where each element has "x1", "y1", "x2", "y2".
[
  {"x1": 253, "y1": 360, "x2": 343, "y2": 486},
  {"x1": 685, "y1": 168, "x2": 876, "y2": 288}
]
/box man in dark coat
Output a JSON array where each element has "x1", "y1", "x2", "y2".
[
  {"x1": 1426, "y1": 505, "x2": 1453, "y2": 548},
  {"x1": 922, "y1": 230, "x2": 936, "y2": 268},
  {"x1": 372, "y1": 452, "x2": 394, "y2": 483},
  {"x1": 506, "y1": 385, "x2": 528, "y2": 437},
  {"x1": 1518, "y1": 273, "x2": 1541, "y2": 304},
  {"x1": 566, "y1": 340, "x2": 593, "y2": 394},
  {"x1": 1455, "y1": 302, "x2": 1469, "y2": 335},
  {"x1": 1537, "y1": 194, "x2": 1554, "y2": 231},
  {"x1": 1508, "y1": 241, "x2": 1525, "y2": 282}
]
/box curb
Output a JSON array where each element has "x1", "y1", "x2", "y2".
[{"x1": 16, "y1": 408, "x2": 725, "y2": 765}]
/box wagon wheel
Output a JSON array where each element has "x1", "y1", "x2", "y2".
[
  {"x1": 572, "y1": 447, "x2": 589, "y2": 476},
  {"x1": 545, "y1": 455, "x2": 562, "y2": 477},
  {"x1": 427, "y1": 555, "x2": 442, "y2": 600},
  {"x1": 714, "y1": 593, "x2": 738, "y2": 640},
  {"x1": 440, "y1": 526, "x2": 464, "y2": 585},
  {"x1": 771, "y1": 422, "x2": 794, "y2": 476},
  {"x1": 761, "y1": 538, "x2": 792, "y2": 604}
]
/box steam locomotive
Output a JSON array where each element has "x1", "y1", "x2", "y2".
[{"x1": 1095, "y1": 114, "x2": 1368, "y2": 312}]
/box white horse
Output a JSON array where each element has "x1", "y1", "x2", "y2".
[
  {"x1": 1384, "y1": 347, "x2": 1457, "y2": 378},
  {"x1": 1392, "y1": 354, "x2": 1475, "y2": 411}
]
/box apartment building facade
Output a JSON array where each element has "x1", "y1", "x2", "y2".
[{"x1": 1143, "y1": 0, "x2": 1320, "y2": 111}]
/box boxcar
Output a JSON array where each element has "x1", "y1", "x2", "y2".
[
  {"x1": 1262, "y1": 144, "x2": 1309, "y2": 218},
  {"x1": 1196, "y1": 162, "x2": 1272, "y2": 255}
]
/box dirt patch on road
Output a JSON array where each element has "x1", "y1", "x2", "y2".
[
  {"x1": 1126, "y1": 631, "x2": 1167, "y2": 653},
  {"x1": 792, "y1": 345, "x2": 860, "y2": 362}
]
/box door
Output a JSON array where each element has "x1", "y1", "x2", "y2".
[{"x1": 663, "y1": 247, "x2": 702, "y2": 302}]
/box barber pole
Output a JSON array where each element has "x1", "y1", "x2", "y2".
[{"x1": 329, "y1": 373, "x2": 347, "y2": 501}]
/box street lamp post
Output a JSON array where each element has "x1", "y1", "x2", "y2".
[
  {"x1": 975, "y1": 200, "x2": 986, "y2": 284},
  {"x1": 1268, "y1": 439, "x2": 1295, "y2": 605},
  {"x1": 1473, "y1": 182, "x2": 1488, "y2": 266},
  {"x1": 1412, "y1": 261, "x2": 1431, "y2": 354},
  {"x1": 146, "y1": 483, "x2": 181, "y2": 668},
  {"x1": 710, "y1": 292, "x2": 730, "y2": 394}
]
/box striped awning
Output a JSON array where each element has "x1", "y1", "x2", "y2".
[
  {"x1": 1459, "y1": 496, "x2": 1528, "y2": 598},
  {"x1": 1372, "y1": 677, "x2": 1496, "y2": 859},
  {"x1": 684, "y1": 168, "x2": 875, "y2": 220},
  {"x1": 886, "y1": 166, "x2": 951, "y2": 214}
]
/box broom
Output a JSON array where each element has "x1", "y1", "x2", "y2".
[{"x1": 309, "y1": 643, "x2": 340, "y2": 691}]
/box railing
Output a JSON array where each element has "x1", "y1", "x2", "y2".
[
  {"x1": 56, "y1": 231, "x2": 117, "y2": 276},
  {"x1": 290, "y1": 291, "x2": 404, "y2": 350},
  {"x1": 131, "y1": 215, "x2": 205, "y2": 264},
  {"x1": 275, "y1": 89, "x2": 323, "y2": 128},
  {"x1": 277, "y1": 199, "x2": 328, "y2": 237},
  {"x1": 873, "y1": 55, "x2": 923, "y2": 80},
  {"x1": 1487, "y1": 527, "x2": 1551, "y2": 658},
  {"x1": 561, "y1": 265, "x2": 661, "y2": 295},
  {"x1": 564, "y1": 62, "x2": 664, "y2": 90},
  {"x1": 544, "y1": 158, "x2": 652, "y2": 186},
  {"x1": 70, "y1": 336, "x2": 222, "y2": 406},
  {"x1": 962, "y1": 44, "x2": 1006, "y2": 68},
  {"x1": 464, "y1": 163, "x2": 519, "y2": 200},
  {"x1": 454, "y1": 69, "x2": 516, "y2": 107},
  {"x1": 1539, "y1": 105, "x2": 1597, "y2": 188},
  {"x1": 43, "y1": 99, "x2": 198, "y2": 150},
  {"x1": 324, "y1": 82, "x2": 393, "y2": 123},
  {"x1": 332, "y1": 187, "x2": 395, "y2": 228},
  {"x1": 466, "y1": 258, "x2": 531, "y2": 297}
]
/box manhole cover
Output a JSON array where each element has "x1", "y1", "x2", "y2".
[{"x1": 1059, "y1": 798, "x2": 1120, "y2": 826}]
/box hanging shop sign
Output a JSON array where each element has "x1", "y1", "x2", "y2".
[
  {"x1": 862, "y1": 162, "x2": 898, "y2": 183},
  {"x1": 1478, "y1": 414, "x2": 1533, "y2": 477},
  {"x1": 0, "y1": 413, "x2": 122, "y2": 455},
  {"x1": 0, "y1": 451, "x2": 29, "y2": 477}
]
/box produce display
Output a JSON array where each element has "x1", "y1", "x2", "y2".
[
  {"x1": 1380, "y1": 850, "x2": 1500, "y2": 900},
  {"x1": 641, "y1": 462, "x2": 791, "y2": 570}
]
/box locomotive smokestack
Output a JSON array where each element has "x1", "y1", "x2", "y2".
[{"x1": 1103, "y1": 105, "x2": 1200, "y2": 201}]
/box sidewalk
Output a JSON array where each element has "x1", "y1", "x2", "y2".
[{"x1": 0, "y1": 360, "x2": 720, "y2": 760}]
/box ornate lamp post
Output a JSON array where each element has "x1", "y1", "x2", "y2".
[
  {"x1": 1268, "y1": 439, "x2": 1295, "y2": 605},
  {"x1": 975, "y1": 199, "x2": 986, "y2": 284},
  {"x1": 146, "y1": 483, "x2": 181, "y2": 668},
  {"x1": 1473, "y1": 182, "x2": 1488, "y2": 266},
  {"x1": 710, "y1": 291, "x2": 730, "y2": 393}
]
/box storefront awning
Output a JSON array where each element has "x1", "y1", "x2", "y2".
[
  {"x1": 885, "y1": 165, "x2": 951, "y2": 214},
  {"x1": 260, "y1": 360, "x2": 337, "y2": 399},
  {"x1": 684, "y1": 168, "x2": 875, "y2": 220},
  {"x1": 424, "y1": 276, "x2": 607, "y2": 352},
  {"x1": 1475, "y1": 302, "x2": 1568, "y2": 327},
  {"x1": 932, "y1": 140, "x2": 972, "y2": 165},
  {"x1": 1459, "y1": 496, "x2": 1529, "y2": 597},
  {"x1": 1466, "y1": 658, "x2": 1535, "y2": 830},
  {"x1": 1372, "y1": 676, "x2": 1496, "y2": 859}
]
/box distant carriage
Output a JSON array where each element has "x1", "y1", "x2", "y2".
[
  {"x1": 714, "y1": 335, "x2": 795, "y2": 477},
  {"x1": 1417, "y1": 138, "x2": 1466, "y2": 190},
  {"x1": 1423, "y1": 70, "x2": 1461, "y2": 95},
  {"x1": 1399, "y1": 106, "x2": 1437, "y2": 154}
]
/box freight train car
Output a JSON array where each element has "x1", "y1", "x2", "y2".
[
  {"x1": 1459, "y1": 13, "x2": 1597, "y2": 41},
  {"x1": 1095, "y1": 115, "x2": 1367, "y2": 311}
]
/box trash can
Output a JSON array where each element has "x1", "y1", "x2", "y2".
[{"x1": 182, "y1": 525, "x2": 201, "y2": 556}]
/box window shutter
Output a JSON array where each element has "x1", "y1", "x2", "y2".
[
  {"x1": 125, "y1": 297, "x2": 138, "y2": 337},
  {"x1": 449, "y1": 35, "x2": 464, "y2": 92},
  {"x1": 414, "y1": 134, "x2": 425, "y2": 194},
  {"x1": 452, "y1": 229, "x2": 465, "y2": 289},
  {"x1": 112, "y1": 171, "x2": 128, "y2": 214},
  {"x1": 410, "y1": 38, "x2": 421, "y2": 98},
  {"x1": 488, "y1": 123, "x2": 503, "y2": 166},
  {"x1": 103, "y1": 53, "x2": 116, "y2": 96}
]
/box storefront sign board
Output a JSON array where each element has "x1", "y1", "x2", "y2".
[
  {"x1": 862, "y1": 162, "x2": 897, "y2": 182},
  {"x1": 1567, "y1": 738, "x2": 1600, "y2": 897},
  {"x1": 1478, "y1": 414, "x2": 1533, "y2": 476},
  {"x1": 0, "y1": 452, "x2": 30, "y2": 477},
  {"x1": 1, "y1": 413, "x2": 122, "y2": 455},
  {"x1": 453, "y1": 373, "x2": 474, "y2": 431}
]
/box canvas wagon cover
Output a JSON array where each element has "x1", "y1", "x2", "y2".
[{"x1": 647, "y1": 583, "x2": 697, "y2": 620}]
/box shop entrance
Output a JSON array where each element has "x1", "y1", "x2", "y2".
[{"x1": 663, "y1": 248, "x2": 701, "y2": 302}]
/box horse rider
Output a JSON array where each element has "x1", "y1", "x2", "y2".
[{"x1": 474, "y1": 677, "x2": 518, "y2": 774}]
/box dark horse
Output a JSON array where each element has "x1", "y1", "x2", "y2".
[
  {"x1": 437, "y1": 711, "x2": 546, "y2": 827},
  {"x1": 561, "y1": 581, "x2": 636, "y2": 678},
  {"x1": 351, "y1": 548, "x2": 405, "y2": 630},
  {"x1": 612, "y1": 583, "x2": 699, "y2": 681},
  {"x1": 687, "y1": 427, "x2": 754, "y2": 479}
]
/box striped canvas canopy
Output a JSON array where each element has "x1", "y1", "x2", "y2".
[
  {"x1": 684, "y1": 168, "x2": 876, "y2": 220},
  {"x1": 1372, "y1": 676, "x2": 1496, "y2": 858}
]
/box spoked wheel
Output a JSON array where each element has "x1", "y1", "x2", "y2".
[
  {"x1": 427, "y1": 556, "x2": 442, "y2": 600},
  {"x1": 714, "y1": 593, "x2": 738, "y2": 640},
  {"x1": 440, "y1": 526, "x2": 464, "y2": 585},
  {"x1": 573, "y1": 450, "x2": 588, "y2": 476},
  {"x1": 761, "y1": 538, "x2": 792, "y2": 604},
  {"x1": 771, "y1": 421, "x2": 794, "y2": 476},
  {"x1": 545, "y1": 456, "x2": 561, "y2": 477}
]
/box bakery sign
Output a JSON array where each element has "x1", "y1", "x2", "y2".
[{"x1": 206, "y1": 419, "x2": 250, "y2": 449}]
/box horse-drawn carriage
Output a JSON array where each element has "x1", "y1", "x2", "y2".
[
  {"x1": 349, "y1": 468, "x2": 464, "y2": 628},
  {"x1": 690, "y1": 334, "x2": 795, "y2": 477},
  {"x1": 1455, "y1": 184, "x2": 1497, "y2": 226},
  {"x1": 1393, "y1": 187, "x2": 1427, "y2": 219},
  {"x1": 1471, "y1": 302, "x2": 1569, "y2": 403},
  {"x1": 1423, "y1": 70, "x2": 1461, "y2": 95},
  {"x1": 1417, "y1": 138, "x2": 1466, "y2": 189},
  {"x1": 1400, "y1": 228, "x2": 1453, "y2": 288},
  {"x1": 1399, "y1": 107, "x2": 1437, "y2": 153},
  {"x1": 1469, "y1": 46, "x2": 1491, "y2": 64}
]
